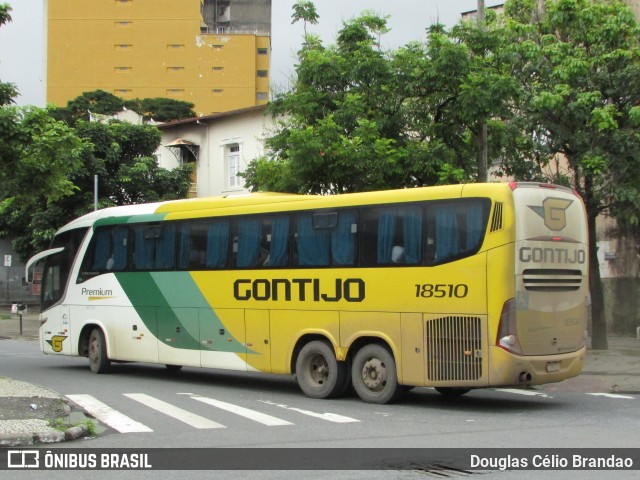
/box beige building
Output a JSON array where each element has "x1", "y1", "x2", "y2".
[{"x1": 47, "y1": 0, "x2": 271, "y2": 116}]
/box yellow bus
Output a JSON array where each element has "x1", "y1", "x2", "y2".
[{"x1": 27, "y1": 182, "x2": 589, "y2": 404}]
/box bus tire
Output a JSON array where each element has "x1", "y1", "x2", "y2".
[
  {"x1": 351, "y1": 344, "x2": 401, "y2": 404},
  {"x1": 295, "y1": 340, "x2": 347, "y2": 399},
  {"x1": 435, "y1": 387, "x2": 470, "y2": 398},
  {"x1": 88, "y1": 328, "x2": 110, "y2": 374}
]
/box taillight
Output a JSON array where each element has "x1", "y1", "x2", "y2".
[{"x1": 497, "y1": 298, "x2": 523, "y2": 355}]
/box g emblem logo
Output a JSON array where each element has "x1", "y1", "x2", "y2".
[
  {"x1": 529, "y1": 197, "x2": 573, "y2": 231},
  {"x1": 47, "y1": 335, "x2": 67, "y2": 353}
]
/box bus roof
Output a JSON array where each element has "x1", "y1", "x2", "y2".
[{"x1": 55, "y1": 183, "x2": 539, "y2": 233}]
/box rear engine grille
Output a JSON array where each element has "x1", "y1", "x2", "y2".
[
  {"x1": 522, "y1": 269, "x2": 582, "y2": 292},
  {"x1": 426, "y1": 316, "x2": 482, "y2": 382}
]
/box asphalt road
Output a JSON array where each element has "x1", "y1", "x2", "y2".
[{"x1": 2, "y1": 338, "x2": 640, "y2": 479}]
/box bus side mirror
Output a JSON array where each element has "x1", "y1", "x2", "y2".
[{"x1": 25, "y1": 247, "x2": 65, "y2": 283}]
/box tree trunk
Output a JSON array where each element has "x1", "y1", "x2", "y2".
[{"x1": 585, "y1": 180, "x2": 608, "y2": 350}]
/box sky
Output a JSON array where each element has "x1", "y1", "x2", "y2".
[{"x1": 0, "y1": 0, "x2": 503, "y2": 107}]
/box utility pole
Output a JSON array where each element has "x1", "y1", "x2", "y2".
[{"x1": 477, "y1": 0, "x2": 488, "y2": 183}]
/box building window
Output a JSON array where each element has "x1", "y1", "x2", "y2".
[
  {"x1": 166, "y1": 89, "x2": 184, "y2": 96},
  {"x1": 115, "y1": 21, "x2": 132, "y2": 27},
  {"x1": 212, "y1": 66, "x2": 224, "y2": 72},
  {"x1": 257, "y1": 48, "x2": 268, "y2": 55},
  {"x1": 256, "y1": 92, "x2": 268, "y2": 101},
  {"x1": 114, "y1": 66, "x2": 132, "y2": 73},
  {"x1": 228, "y1": 145, "x2": 241, "y2": 188},
  {"x1": 114, "y1": 89, "x2": 132, "y2": 96},
  {"x1": 166, "y1": 66, "x2": 185, "y2": 72},
  {"x1": 257, "y1": 70, "x2": 268, "y2": 78},
  {"x1": 212, "y1": 89, "x2": 223, "y2": 95},
  {"x1": 115, "y1": 44, "x2": 132, "y2": 50},
  {"x1": 212, "y1": 45, "x2": 224, "y2": 50},
  {"x1": 167, "y1": 44, "x2": 184, "y2": 49}
]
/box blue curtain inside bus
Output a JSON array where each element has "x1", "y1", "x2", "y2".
[
  {"x1": 155, "y1": 224, "x2": 175, "y2": 269},
  {"x1": 377, "y1": 212, "x2": 396, "y2": 264},
  {"x1": 297, "y1": 215, "x2": 330, "y2": 266},
  {"x1": 268, "y1": 217, "x2": 290, "y2": 266},
  {"x1": 91, "y1": 229, "x2": 111, "y2": 270},
  {"x1": 403, "y1": 208, "x2": 422, "y2": 264},
  {"x1": 237, "y1": 219, "x2": 262, "y2": 267},
  {"x1": 332, "y1": 212, "x2": 356, "y2": 265},
  {"x1": 111, "y1": 226, "x2": 128, "y2": 270},
  {"x1": 435, "y1": 206, "x2": 460, "y2": 261},
  {"x1": 466, "y1": 204, "x2": 484, "y2": 250},
  {"x1": 134, "y1": 227, "x2": 155, "y2": 269},
  {"x1": 206, "y1": 221, "x2": 230, "y2": 268}
]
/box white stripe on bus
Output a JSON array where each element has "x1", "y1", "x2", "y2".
[
  {"x1": 190, "y1": 395, "x2": 293, "y2": 426},
  {"x1": 124, "y1": 393, "x2": 225, "y2": 429},
  {"x1": 66, "y1": 394, "x2": 153, "y2": 433}
]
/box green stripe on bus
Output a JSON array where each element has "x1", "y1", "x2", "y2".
[{"x1": 114, "y1": 271, "x2": 247, "y2": 353}]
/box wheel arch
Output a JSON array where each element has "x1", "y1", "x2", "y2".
[
  {"x1": 78, "y1": 322, "x2": 111, "y2": 358},
  {"x1": 290, "y1": 333, "x2": 337, "y2": 374}
]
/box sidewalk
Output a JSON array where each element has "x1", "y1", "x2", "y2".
[{"x1": 1, "y1": 309, "x2": 639, "y2": 446}]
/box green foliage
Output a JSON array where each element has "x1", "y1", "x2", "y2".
[
  {"x1": 124, "y1": 97, "x2": 196, "y2": 122},
  {"x1": 53, "y1": 90, "x2": 196, "y2": 125},
  {"x1": 0, "y1": 117, "x2": 191, "y2": 260},
  {"x1": 246, "y1": 6, "x2": 521, "y2": 194}
]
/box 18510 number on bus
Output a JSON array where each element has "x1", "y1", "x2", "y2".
[{"x1": 415, "y1": 284, "x2": 468, "y2": 298}]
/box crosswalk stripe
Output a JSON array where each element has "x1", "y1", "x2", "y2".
[
  {"x1": 190, "y1": 395, "x2": 293, "y2": 426},
  {"x1": 495, "y1": 388, "x2": 552, "y2": 398},
  {"x1": 66, "y1": 394, "x2": 153, "y2": 433},
  {"x1": 124, "y1": 393, "x2": 225, "y2": 429},
  {"x1": 258, "y1": 400, "x2": 360, "y2": 423},
  {"x1": 587, "y1": 393, "x2": 635, "y2": 399}
]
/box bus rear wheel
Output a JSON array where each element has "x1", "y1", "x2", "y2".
[
  {"x1": 88, "y1": 328, "x2": 110, "y2": 374},
  {"x1": 351, "y1": 344, "x2": 401, "y2": 404},
  {"x1": 296, "y1": 340, "x2": 348, "y2": 399}
]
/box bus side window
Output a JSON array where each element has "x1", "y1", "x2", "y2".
[
  {"x1": 133, "y1": 224, "x2": 175, "y2": 270},
  {"x1": 78, "y1": 225, "x2": 129, "y2": 281},
  {"x1": 363, "y1": 206, "x2": 422, "y2": 266},
  {"x1": 295, "y1": 211, "x2": 357, "y2": 267},
  {"x1": 429, "y1": 200, "x2": 487, "y2": 264}
]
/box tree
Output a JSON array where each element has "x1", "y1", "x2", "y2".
[
  {"x1": 0, "y1": 4, "x2": 18, "y2": 105},
  {"x1": 124, "y1": 97, "x2": 196, "y2": 122},
  {"x1": 245, "y1": 9, "x2": 518, "y2": 193},
  {"x1": 291, "y1": 0, "x2": 319, "y2": 36},
  {"x1": 500, "y1": 0, "x2": 640, "y2": 348},
  {"x1": 0, "y1": 106, "x2": 85, "y2": 258},
  {"x1": 53, "y1": 90, "x2": 196, "y2": 125},
  {"x1": 0, "y1": 118, "x2": 191, "y2": 260}
]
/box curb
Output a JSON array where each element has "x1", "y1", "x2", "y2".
[{"x1": 0, "y1": 422, "x2": 89, "y2": 447}]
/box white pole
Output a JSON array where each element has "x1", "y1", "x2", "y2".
[{"x1": 94, "y1": 175, "x2": 98, "y2": 211}]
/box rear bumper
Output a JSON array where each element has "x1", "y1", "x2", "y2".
[{"x1": 488, "y1": 345, "x2": 586, "y2": 387}]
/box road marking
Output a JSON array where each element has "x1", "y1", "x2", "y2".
[
  {"x1": 190, "y1": 395, "x2": 293, "y2": 426},
  {"x1": 258, "y1": 400, "x2": 360, "y2": 423},
  {"x1": 124, "y1": 393, "x2": 225, "y2": 429},
  {"x1": 495, "y1": 389, "x2": 552, "y2": 398},
  {"x1": 587, "y1": 393, "x2": 635, "y2": 399},
  {"x1": 66, "y1": 394, "x2": 153, "y2": 433}
]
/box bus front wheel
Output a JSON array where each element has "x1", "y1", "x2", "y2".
[
  {"x1": 296, "y1": 340, "x2": 347, "y2": 399},
  {"x1": 351, "y1": 344, "x2": 401, "y2": 404},
  {"x1": 88, "y1": 328, "x2": 110, "y2": 374}
]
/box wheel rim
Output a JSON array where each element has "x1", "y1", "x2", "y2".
[
  {"x1": 360, "y1": 357, "x2": 387, "y2": 392},
  {"x1": 306, "y1": 353, "x2": 329, "y2": 386},
  {"x1": 89, "y1": 334, "x2": 99, "y2": 367}
]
